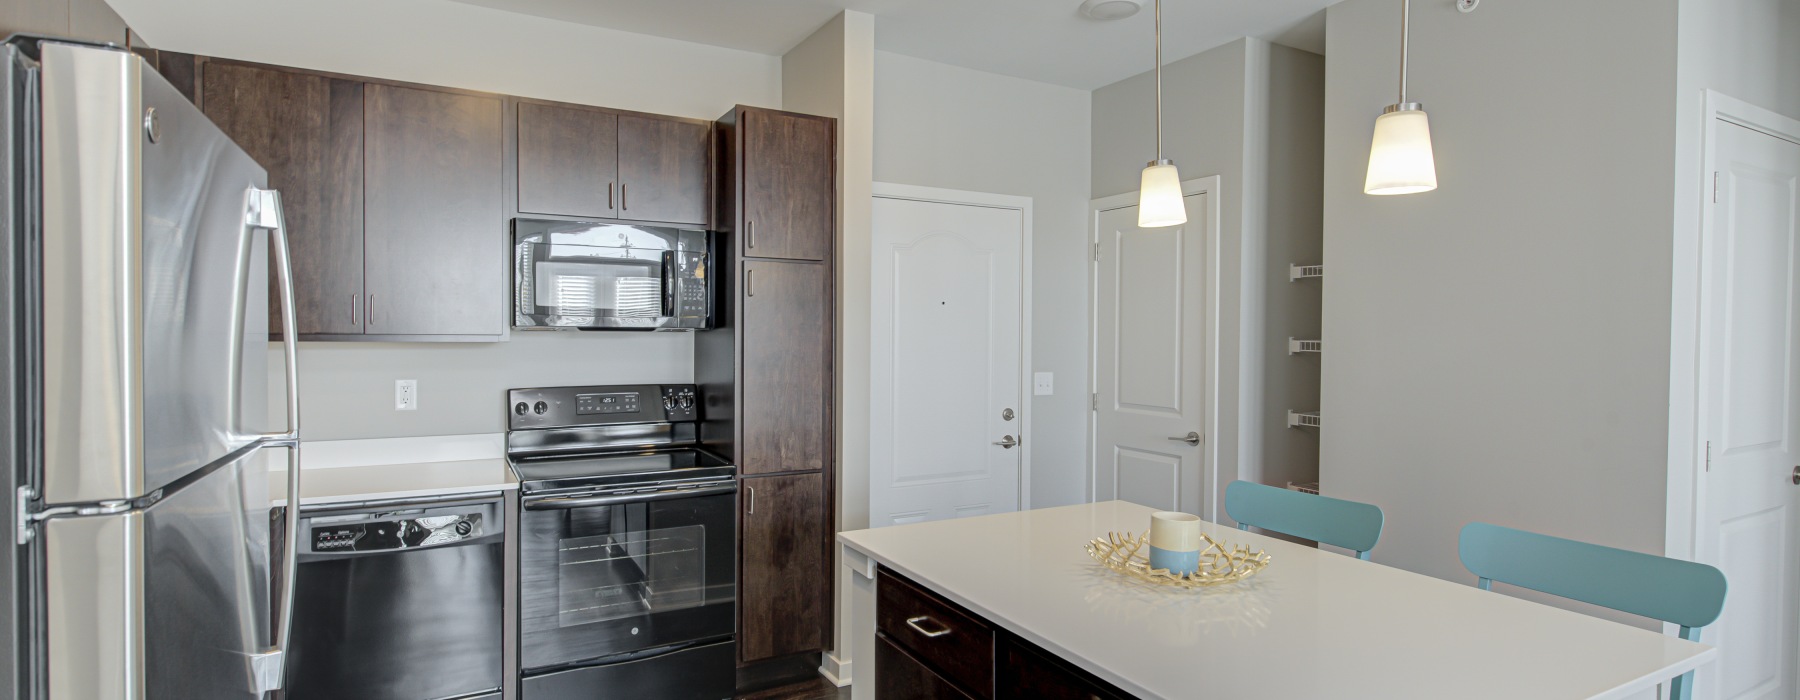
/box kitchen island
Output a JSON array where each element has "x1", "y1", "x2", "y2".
[{"x1": 838, "y1": 501, "x2": 1715, "y2": 699}]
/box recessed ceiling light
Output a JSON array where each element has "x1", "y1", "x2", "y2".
[{"x1": 1079, "y1": 0, "x2": 1142, "y2": 21}]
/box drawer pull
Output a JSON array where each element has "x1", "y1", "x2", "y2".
[{"x1": 905, "y1": 616, "x2": 952, "y2": 638}]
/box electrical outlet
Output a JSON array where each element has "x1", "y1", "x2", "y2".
[
  {"x1": 1033, "y1": 372, "x2": 1054, "y2": 396},
  {"x1": 395, "y1": 379, "x2": 418, "y2": 411}
]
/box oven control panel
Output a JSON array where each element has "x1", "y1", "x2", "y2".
[{"x1": 508, "y1": 384, "x2": 701, "y2": 429}]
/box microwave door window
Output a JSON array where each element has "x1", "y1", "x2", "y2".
[{"x1": 522, "y1": 247, "x2": 661, "y2": 327}]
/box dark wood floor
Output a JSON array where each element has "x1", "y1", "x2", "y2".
[{"x1": 735, "y1": 677, "x2": 852, "y2": 700}]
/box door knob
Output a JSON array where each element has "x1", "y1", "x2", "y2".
[
  {"x1": 992, "y1": 435, "x2": 1018, "y2": 449},
  {"x1": 1792, "y1": 466, "x2": 1799, "y2": 485},
  {"x1": 1167, "y1": 431, "x2": 1202, "y2": 447}
]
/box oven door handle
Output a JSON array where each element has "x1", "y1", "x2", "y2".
[
  {"x1": 523, "y1": 483, "x2": 738, "y2": 510},
  {"x1": 660, "y1": 250, "x2": 676, "y2": 318}
]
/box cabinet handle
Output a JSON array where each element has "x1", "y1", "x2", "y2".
[
  {"x1": 350, "y1": 293, "x2": 360, "y2": 326},
  {"x1": 746, "y1": 220, "x2": 754, "y2": 249},
  {"x1": 747, "y1": 486, "x2": 755, "y2": 514},
  {"x1": 905, "y1": 616, "x2": 952, "y2": 638},
  {"x1": 367, "y1": 293, "x2": 376, "y2": 327},
  {"x1": 746, "y1": 268, "x2": 754, "y2": 297},
  {"x1": 621, "y1": 183, "x2": 627, "y2": 211},
  {"x1": 608, "y1": 182, "x2": 614, "y2": 210}
]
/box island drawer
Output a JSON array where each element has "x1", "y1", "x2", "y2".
[
  {"x1": 877, "y1": 568, "x2": 994, "y2": 698},
  {"x1": 877, "y1": 634, "x2": 977, "y2": 700}
]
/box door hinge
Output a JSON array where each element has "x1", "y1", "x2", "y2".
[
  {"x1": 1092, "y1": 242, "x2": 1101, "y2": 262},
  {"x1": 1712, "y1": 172, "x2": 1719, "y2": 203},
  {"x1": 1091, "y1": 393, "x2": 1098, "y2": 411},
  {"x1": 1704, "y1": 440, "x2": 1711, "y2": 472}
]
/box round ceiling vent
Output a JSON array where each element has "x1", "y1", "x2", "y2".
[{"x1": 1079, "y1": 0, "x2": 1142, "y2": 21}]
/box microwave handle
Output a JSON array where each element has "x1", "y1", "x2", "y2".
[{"x1": 660, "y1": 251, "x2": 676, "y2": 318}]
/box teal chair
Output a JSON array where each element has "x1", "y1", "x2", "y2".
[
  {"x1": 1458, "y1": 522, "x2": 1728, "y2": 700},
  {"x1": 1223, "y1": 480, "x2": 1385, "y2": 560}
]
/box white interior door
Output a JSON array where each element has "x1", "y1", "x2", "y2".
[
  {"x1": 869, "y1": 193, "x2": 1025, "y2": 527},
  {"x1": 1698, "y1": 119, "x2": 1800, "y2": 700},
  {"x1": 1091, "y1": 188, "x2": 1209, "y2": 514}
]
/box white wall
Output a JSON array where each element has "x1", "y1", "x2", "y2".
[
  {"x1": 106, "y1": 0, "x2": 784, "y2": 441},
  {"x1": 1091, "y1": 38, "x2": 1325, "y2": 508},
  {"x1": 872, "y1": 51, "x2": 1093, "y2": 508},
  {"x1": 780, "y1": 10, "x2": 876, "y2": 684},
  {"x1": 1319, "y1": 0, "x2": 1679, "y2": 600}
]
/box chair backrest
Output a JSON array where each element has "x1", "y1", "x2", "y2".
[
  {"x1": 1223, "y1": 481, "x2": 1384, "y2": 559},
  {"x1": 1457, "y1": 522, "x2": 1728, "y2": 630}
]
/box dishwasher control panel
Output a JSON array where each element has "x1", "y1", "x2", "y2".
[{"x1": 310, "y1": 513, "x2": 483, "y2": 553}]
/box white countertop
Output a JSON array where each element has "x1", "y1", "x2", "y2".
[
  {"x1": 268, "y1": 434, "x2": 517, "y2": 508},
  {"x1": 839, "y1": 501, "x2": 1716, "y2": 700}
]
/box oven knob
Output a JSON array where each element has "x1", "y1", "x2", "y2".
[
  {"x1": 678, "y1": 395, "x2": 694, "y2": 410},
  {"x1": 514, "y1": 402, "x2": 529, "y2": 416},
  {"x1": 454, "y1": 521, "x2": 473, "y2": 536},
  {"x1": 534, "y1": 401, "x2": 548, "y2": 415}
]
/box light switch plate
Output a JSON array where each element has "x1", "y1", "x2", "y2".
[
  {"x1": 395, "y1": 379, "x2": 418, "y2": 411},
  {"x1": 1033, "y1": 372, "x2": 1054, "y2": 396}
]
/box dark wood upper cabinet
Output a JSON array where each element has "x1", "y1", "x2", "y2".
[
  {"x1": 516, "y1": 103, "x2": 711, "y2": 227},
  {"x1": 362, "y1": 84, "x2": 505, "y2": 337},
  {"x1": 739, "y1": 259, "x2": 828, "y2": 474},
  {"x1": 617, "y1": 114, "x2": 710, "y2": 226},
  {"x1": 517, "y1": 102, "x2": 616, "y2": 220},
  {"x1": 740, "y1": 472, "x2": 825, "y2": 663},
  {"x1": 739, "y1": 107, "x2": 834, "y2": 261},
  {"x1": 200, "y1": 61, "x2": 364, "y2": 337}
]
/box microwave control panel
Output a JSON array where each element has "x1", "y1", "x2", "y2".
[{"x1": 672, "y1": 250, "x2": 709, "y2": 322}]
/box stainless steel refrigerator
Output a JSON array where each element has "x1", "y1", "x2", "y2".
[{"x1": 1, "y1": 38, "x2": 303, "y2": 699}]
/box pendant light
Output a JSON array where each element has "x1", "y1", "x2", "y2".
[
  {"x1": 1137, "y1": 0, "x2": 1186, "y2": 227},
  {"x1": 1364, "y1": 0, "x2": 1438, "y2": 195}
]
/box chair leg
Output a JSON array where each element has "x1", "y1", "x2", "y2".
[
  {"x1": 1668, "y1": 670, "x2": 1692, "y2": 700},
  {"x1": 1237, "y1": 523, "x2": 1249, "y2": 532},
  {"x1": 1478, "y1": 577, "x2": 1492, "y2": 591},
  {"x1": 1356, "y1": 550, "x2": 1371, "y2": 561}
]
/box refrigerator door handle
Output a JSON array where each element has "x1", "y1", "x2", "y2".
[{"x1": 245, "y1": 187, "x2": 303, "y2": 693}]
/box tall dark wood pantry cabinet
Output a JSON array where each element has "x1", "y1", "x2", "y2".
[{"x1": 699, "y1": 105, "x2": 837, "y2": 684}]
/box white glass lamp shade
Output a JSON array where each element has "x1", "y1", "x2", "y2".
[
  {"x1": 1364, "y1": 107, "x2": 1438, "y2": 195},
  {"x1": 1138, "y1": 161, "x2": 1187, "y2": 227}
]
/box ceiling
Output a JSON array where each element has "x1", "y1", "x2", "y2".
[{"x1": 444, "y1": 0, "x2": 1331, "y2": 89}]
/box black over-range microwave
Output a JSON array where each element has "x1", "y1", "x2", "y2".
[{"x1": 513, "y1": 219, "x2": 712, "y2": 331}]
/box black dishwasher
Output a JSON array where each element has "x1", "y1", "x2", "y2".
[{"x1": 285, "y1": 496, "x2": 505, "y2": 700}]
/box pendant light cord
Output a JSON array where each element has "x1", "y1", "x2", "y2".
[
  {"x1": 1154, "y1": 0, "x2": 1163, "y2": 160},
  {"x1": 1398, "y1": 0, "x2": 1410, "y2": 104}
]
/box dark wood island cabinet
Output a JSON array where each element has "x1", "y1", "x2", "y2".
[{"x1": 876, "y1": 567, "x2": 1133, "y2": 700}]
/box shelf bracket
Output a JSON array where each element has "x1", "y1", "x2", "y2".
[
  {"x1": 1289, "y1": 264, "x2": 1323, "y2": 281},
  {"x1": 1287, "y1": 338, "x2": 1322, "y2": 355},
  {"x1": 1287, "y1": 410, "x2": 1321, "y2": 429}
]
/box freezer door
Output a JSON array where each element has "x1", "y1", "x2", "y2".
[
  {"x1": 42, "y1": 443, "x2": 280, "y2": 700},
  {"x1": 39, "y1": 41, "x2": 270, "y2": 505}
]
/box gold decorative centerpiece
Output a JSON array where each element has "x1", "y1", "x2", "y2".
[{"x1": 1085, "y1": 531, "x2": 1271, "y2": 588}]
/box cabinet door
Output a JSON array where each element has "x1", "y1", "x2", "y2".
[
  {"x1": 363, "y1": 84, "x2": 505, "y2": 337},
  {"x1": 740, "y1": 472, "x2": 824, "y2": 663},
  {"x1": 617, "y1": 114, "x2": 710, "y2": 226},
  {"x1": 739, "y1": 260, "x2": 828, "y2": 474},
  {"x1": 517, "y1": 102, "x2": 616, "y2": 220},
  {"x1": 996, "y1": 635, "x2": 1127, "y2": 700},
  {"x1": 741, "y1": 108, "x2": 833, "y2": 261},
  {"x1": 201, "y1": 62, "x2": 364, "y2": 336}
]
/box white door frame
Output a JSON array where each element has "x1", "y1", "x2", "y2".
[
  {"x1": 1087, "y1": 175, "x2": 1225, "y2": 520},
  {"x1": 1671, "y1": 92, "x2": 1800, "y2": 558},
  {"x1": 870, "y1": 182, "x2": 1035, "y2": 511}
]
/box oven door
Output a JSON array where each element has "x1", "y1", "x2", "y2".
[{"x1": 519, "y1": 484, "x2": 737, "y2": 672}]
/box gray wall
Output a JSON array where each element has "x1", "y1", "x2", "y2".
[
  {"x1": 872, "y1": 50, "x2": 1093, "y2": 508},
  {"x1": 1092, "y1": 38, "x2": 1325, "y2": 503},
  {"x1": 109, "y1": 0, "x2": 784, "y2": 442},
  {"x1": 1319, "y1": 0, "x2": 1679, "y2": 593}
]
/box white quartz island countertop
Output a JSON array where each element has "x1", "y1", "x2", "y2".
[{"x1": 838, "y1": 501, "x2": 1716, "y2": 700}]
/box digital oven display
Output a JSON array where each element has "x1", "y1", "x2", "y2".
[{"x1": 576, "y1": 392, "x2": 640, "y2": 415}]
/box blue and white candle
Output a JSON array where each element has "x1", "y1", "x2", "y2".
[{"x1": 1148, "y1": 511, "x2": 1203, "y2": 575}]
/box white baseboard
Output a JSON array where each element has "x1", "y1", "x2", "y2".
[{"x1": 819, "y1": 652, "x2": 852, "y2": 687}]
